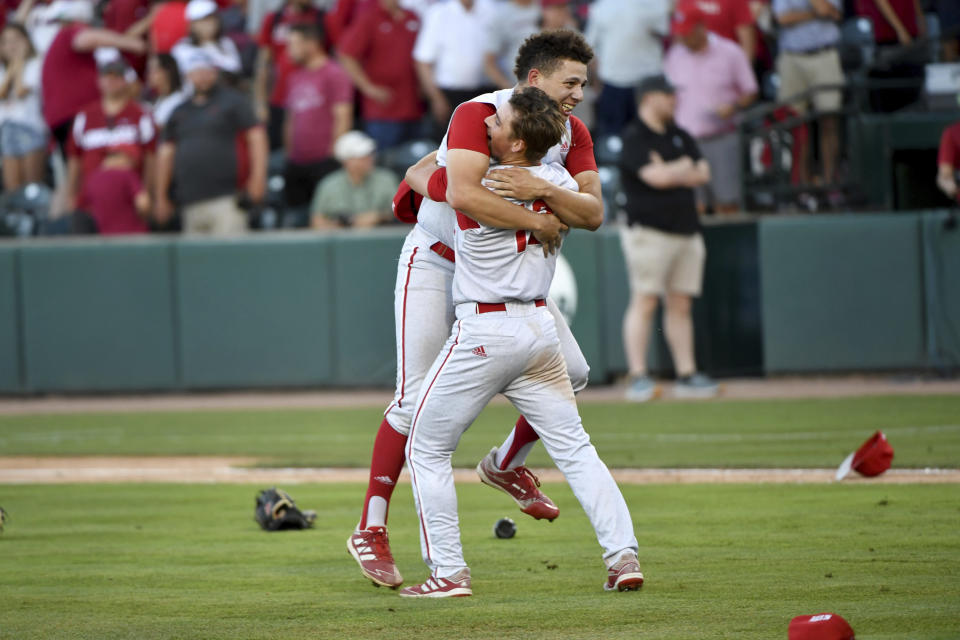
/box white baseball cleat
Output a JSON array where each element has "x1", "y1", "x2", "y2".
[
  {"x1": 604, "y1": 551, "x2": 645, "y2": 592},
  {"x1": 347, "y1": 526, "x2": 403, "y2": 588},
  {"x1": 476, "y1": 448, "x2": 559, "y2": 521},
  {"x1": 399, "y1": 569, "x2": 472, "y2": 598}
]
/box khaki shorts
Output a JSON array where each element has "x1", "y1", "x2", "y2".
[
  {"x1": 619, "y1": 224, "x2": 706, "y2": 296},
  {"x1": 183, "y1": 195, "x2": 248, "y2": 235},
  {"x1": 776, "y1": 48, "x2": 844, "y2": 114}
]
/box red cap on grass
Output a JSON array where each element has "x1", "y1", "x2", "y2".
[
  {"x1": 789, "y1": 613, "x2": 855, "y2": 639},
  {"x1": 671, "y1": 2, "x2": 706, "y2": 36},
  {"x1": 391, "y1": 180, "x2": 422, "y2": 224},
  {"x1": 835, "y1": 431, "x2": 894, "y2": 481}
]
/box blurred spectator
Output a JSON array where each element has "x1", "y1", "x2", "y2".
[
  {"x1": 219, "y1": 0, "x2": 257, "y2": 76},
  {"x1": 77, "y1": 146, "x2": 151, "y2": 234},
  {"x1": 689, "y1": 0, "x2": 758, "y2": 60},
  {"x1": 254, "y1": 0, "x2": 326, "y2": 150},
  {"x1": 854, "y1": 0, "x2": 925, "y2": 46},
  {"x1": 15, "y1": 0, "x2": 64, "y2": 55},
  {"x1": 617, "y1": 74, "x2": 717, "y2": 402},
  {"x1": 149, "y1": 0, "x2": 189, "y2": 55},
  {"x1": 283, "y1": 22, "x2": 353, "y2": 209},
  {"x1": 171, "y1": 0, "x2": 243, "y2": 81},
  {"x1": 936, "y1": 0, "x2": 960, "y2": 61},
  {"x1": 541, "y1": 0, "x2": 579, "y2": 30},
  {"x1": 413, "y1": 0, "x2": 497, "y2": 138},
  {"x1": 66, "y1": 56, "x2": 156, "y2": 214},
  {"x1": 937, "y1": 120, "x2": 960, "y2": 201},
  {"x1": 482, "y1": 0, "x2": 540, "y2": 89},
  {"x1": 310, "y1": 129, "x2": 398, "y2": 229},
  {"x1": 324, "y1": 0, "x2": 373, "y2": 48},
  {"x1": 665, "y1": 4, "x2": 757, "y2": 213},
  {"x1": 772, "y1": 0, "x2": 843, "y2": 184},
  {"x1": 338, "y1": 0, "x2": 424, "y2": 151},
  {"x1": 585, "y1": 0, "x2": 669, "y2": 137},
  {"x1": 102, "y1": 0, "x2": 152, "y2": 75},
  {"x1": 155, "y1": 51, "x2": 267, "y2": 234},
  {"x1": 146, "y1": 52, "x2": 188, "y2": 127},
  {"x1": 0, "y1": 22, "x2": 47, "y2": 190},
  {"x1": 41, "y1": 0, "x2": 146, "y2": 155}
]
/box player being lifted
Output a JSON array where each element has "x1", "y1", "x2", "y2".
[
  {"x1": 401, "y1": 87, "x2": 643, "y2": 597},
  {"x1": 347, "y1": 30, "x2": 605, "y2": 589}
]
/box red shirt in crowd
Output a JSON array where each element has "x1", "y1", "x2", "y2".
[
  {"x1": 855, "y1": 0, "x2": 919, "y2": 44},
  {"x1": 338, "y1": 2, "x2": 423, "y2": 122},
  {"x1": 41, "y1": 24, "x2": 100, "y2": 129},
  {"x1": 690, "y1": 0, "x2": 754, "y2": 44},
  {"x1": 323, "y1": 0, "x2": 376, "y2": 47},
  {"x1": 68, "y1": 100, "x2": 156, "y2": 181},
  {"x1": 79, "y1": 168, "x2": 149, "y2": 235},
  {"x1": 285, "y1": 60, "x2": 353, "y2": 164},
  {"x1": 150, "y1": 1, "x2": 189, "y2": 54},
  {"x1": 257, "y1": 4, "x2": 326, "y2": 107},
  {"x1": 938, "y1": 121, "x2": 960, "y2": 168}
]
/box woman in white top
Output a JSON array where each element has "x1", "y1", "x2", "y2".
[
  {"x1": 0, "y1": 23, "x2": 47, "y2": 190},
  {"x1": 146, "y1": 53, "x2": 188, "y2": 128},
  {"x1": 171, "y1": 0, "x2": 242, "y2": 84}
]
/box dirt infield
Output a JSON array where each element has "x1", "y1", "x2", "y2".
[
  {"x1": 1, "y1": 456, "x2": 957, "y2": 485},
  {"x1": 1, "y1": 375, "x2": 959, "y2": 415}
]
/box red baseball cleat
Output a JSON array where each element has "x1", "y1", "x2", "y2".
[
  {"x1": 399, "y1": 569, "x2": 472, "y2": 598},
  {"x1": 347, "y1": 526, "x2": 403, "y2": 588},
  {"x1": 604, "y1": 552, "x2": 645, "y2": 592},
  {"x1": 476, "y1": 448, "x2": 559, "y2": 521}
]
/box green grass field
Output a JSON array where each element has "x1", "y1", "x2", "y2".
[{"x1": 1, "y1": 394, "x2": 959, "y2": 639}]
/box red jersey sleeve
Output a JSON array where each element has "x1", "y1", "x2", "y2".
[
  {"x1": 733, "y1": 0, "x2": 754, "y2": 27},
  {"x1": 447, "y1": 101, "x2": 495, "y2": 154},
  {"x1": 427, "y1": 167, "x2": 448, "y2": 202},
  {"x1": 938, "y1": 124, "x2": 960, "y2": 167},
  {"x1": 256, "y1": 11, "x2": 275, "y2": 49},
  {"x1": 564, "y1": 116, "x2": 598, "y2": 177},
  {"x1": 331, "y1": 64, "x2": 354, "y2": 105}
]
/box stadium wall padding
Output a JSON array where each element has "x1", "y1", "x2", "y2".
[
  {"x1": 2, "y1": 212, "x2": 956, "y2": 394},
  {"x1": 759, "y1": 214, "x2": 926, "y2": 372}
]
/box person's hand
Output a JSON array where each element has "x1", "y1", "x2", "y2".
[
  {"x1": 246, "y1": 179, "x2": 266, "y2": 204},
  {"x1": 129, "y1": 37, "x2": 147, "y2": 56},
  {"x1": 365, "y1": 84, "x2": 392, "y2": 104},
  {"x1": 353, "y1": 211, "x2": 381, "y2": 228},
  {"x1": 531, "y1": 213, "x2": 568, "y2": 257},
  {"x1": 15, "y1": 85, "x2": 30, "y2": 99},
  {"x1": 484, "y1": 167, "x2": 550, "y2": 202},
  {"x1": 715, "y1": 103, "x2": 736, "y2": 120},
  {"x1": 429, "y1": 93, "x2": 450, "y2": 124},
  {"x1": 895, "y1": 25, "x2": 913, "y2": 44},
  {"x1": 155, "y1": 196, "x2": 175, "y2": 224}
]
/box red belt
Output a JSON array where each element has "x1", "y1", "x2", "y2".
[
  {"x1": 430, "y1": 241, "x2": 455, "y2": 263},
  {"x1": 477, "y1": 299, "x2": 546, "y2": 314}
]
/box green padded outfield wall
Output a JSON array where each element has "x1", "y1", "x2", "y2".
[
  {"x1": 175, "y1": 235, "x2": 335, "y2": 388},
  {"x1": 0, "y1": 246, "x2": 20, "y2": 391},
  {"x1": 759, "y1": 215, "x2": 926, "y2": 372},
  {"x1": 18, "y1": 239, "x2": 178, "y2": 391},
  {"x1": 329, "y1": 231, "x2": 406, "y2": 386},
  {"x1": 921, "y1": 211, "x2": 960, "y2": 372}
]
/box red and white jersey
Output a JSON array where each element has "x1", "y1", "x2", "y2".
[
  {"x1": 416, "y1": 87, "x2": 596, "y2": 248},
  {"x1": 453, "y1": 162, "x2": 578, "y2": 305},
  {"x1": 68, "y1": 100, "x2": 156, "y2": 180}
]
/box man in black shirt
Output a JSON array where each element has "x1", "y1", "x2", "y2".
[{"x1": 618, "y1": 74, "x2": 718, "y2": 402}]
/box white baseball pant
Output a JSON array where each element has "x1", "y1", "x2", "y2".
[
  {"x1": 406, "y1": 301, "x2": 638, "y2": 578},
  {"x1": 384, "y1": 225, "x2": 590, "y2": 437}
]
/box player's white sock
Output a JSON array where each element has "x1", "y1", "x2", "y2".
[{"x1": 364, "y1": 496, "x2": 388, "y2": 529}]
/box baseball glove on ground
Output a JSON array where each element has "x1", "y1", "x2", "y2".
[{"x1": 254, "y1": 488, "x2": 316, "y2": 531}]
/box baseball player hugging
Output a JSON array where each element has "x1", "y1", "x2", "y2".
[{"x1": 400, "y1": 87, "x2": 644, "y2": 598}]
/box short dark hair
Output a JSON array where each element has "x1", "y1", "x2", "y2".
[
  {"x1": 513, "y1": 29, "x2": 594, "y2": 83},
  {"x1": 289, "y1": 22, "x2": 324, "y2": 45},
  {"x1": 508, "y1": 87, "x2": 567, "y2": 164}
]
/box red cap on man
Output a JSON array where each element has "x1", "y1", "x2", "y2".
[
  {"x1": 671, "y1": 2, "x2": 707, "y2": 37},
  {"x1": 835, "y1": 431, "x2": 894, "y2": 480},
  {"x1": 789, "y1": 613, "x2": 855, "y2": 639}
]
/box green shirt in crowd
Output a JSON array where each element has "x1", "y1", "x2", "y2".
[{"x1": 310, "y1": 167, "x2": 399, "y2": 223}]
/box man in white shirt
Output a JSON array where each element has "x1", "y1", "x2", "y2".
[
  {"x1": 413, "y1": 0, "x2": 498, "y2": 138},
  {"x1": 482, "y1": 0, "x2": 540, "y2": 89},
  {"x1": 584, "y1": 0, "x2": 670, "y2": 137}
]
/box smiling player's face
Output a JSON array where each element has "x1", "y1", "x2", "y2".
[{"x1": 529, "y1": 59, "x2": 588, "y2": 119}]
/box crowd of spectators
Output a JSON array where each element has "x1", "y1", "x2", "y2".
[{"x1": 0, "y1": 0, "x2": 955, "y2": 237}]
